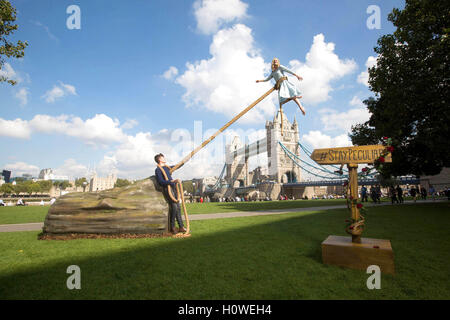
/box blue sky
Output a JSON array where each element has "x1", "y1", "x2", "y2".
[{"x1": 0, "y1": 0, "x2": 405, "y2": 180}]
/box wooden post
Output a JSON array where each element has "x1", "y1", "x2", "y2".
[
  {"x1": 312, "y1": 145, "x2": 395, "y2": 272},
  {"x1": 347, "y1": 163, "x2": 360, "y2": 243}
]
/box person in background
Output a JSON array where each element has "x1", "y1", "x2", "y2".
[
  {"x1": 420, "y1": 186, "x2": 427, "y2": 200},
  {"x1": 410, "y1": 186, "x2": 417, "y2": 202},
  {"x1": 389, "y1": 185, "x2": 399, "y2": 204},
  {"x1": 396, "y1": 185, "x2": 404, "y2": 204},
  {"x1": 0, "y1": 199, "x2": 5, "y2": 206},
  {"x1": 375, "y1": 185, "x2": 382, "y2": 204},
  {"x1": 361, "y1": 185, "x2": 368, "y2": 202},
  {"x1": 429, "y1": 185, "x2": 436, "y2": 201}
]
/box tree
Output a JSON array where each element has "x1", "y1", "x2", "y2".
[
  {"x1": 59, "y1": 181, "x2": 72, "y2": 190},
  {"x1": 350, "y1": 0, "x2": 450, "y2": 178},
  {"x1": 30, "y1": 182, "x2": 41, "y2": 195},
  {"x1": 53, "y1": 180, "x2": 72, "y2": 190},
  {"x1": 0, "y1": 0, "x2": 28, "y2": 85},
  {"x1": 114, "y1": 178, "x2": 131, "y2": 188},
  {"x1": 37, "y1": 180, "x2": 52, "y2": 193},
  {"x1": 75, "y1": 177, "x2": 88, "y2": 191},
  {"x1": 0, "y1": 183, "x2": 14, "y2": 195},
  {"x1": 182, "y1": 180, "x2": 194, "y2": 194},
  {"x1": 14, "y1": 181, "x2": 30, "y2": 195}
]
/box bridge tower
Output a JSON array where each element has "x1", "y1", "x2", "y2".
[
  {"x1": 225, "y1": 136, "x2": 249, "y2": 188},
  {"x1": 265, "y1": 110, "x2": 302, "y2": 183}
]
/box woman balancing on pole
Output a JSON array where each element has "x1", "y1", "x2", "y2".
[{"x1": 256, "y1": 58, "x2": 306, "y2": 116}]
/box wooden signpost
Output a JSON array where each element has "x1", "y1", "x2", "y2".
[{"x1": 311, "y1": 144, "x2": 395, "y2": 274}]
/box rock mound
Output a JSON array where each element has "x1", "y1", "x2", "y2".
[{"x1": 43, "y1": 176, "x2": 169, "y2": 235}]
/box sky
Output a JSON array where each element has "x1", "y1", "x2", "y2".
[{"x1": 0, "y1": 0, "x2": 405, "y2": 180}]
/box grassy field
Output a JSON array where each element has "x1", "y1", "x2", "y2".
[
  {"x1": 0, "y1": 199, "x2": 348, "y2": 225},
  {"x1": 0, "y1": 206, "x2": 50, "y2": 224},
  {"x1": 0, "y1": 202, "x2": 449, "y2": 299}
]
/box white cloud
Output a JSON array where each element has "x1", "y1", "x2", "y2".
[
  {"x1": 121, "y1": 119, "x2": 138, "y2": 130},
  {"x1": 349, "y1": 96, "x2": 365, "y2": 108},
  {"x1": 42, "y1": 82, "x2": 77, "y2": 103},
  {"x1": 287, "y1": 34, "x2": 358, "y2": 105},
  {"x1": 0, "y1": 118, "x2": 31, "y2": 139},
  {"x1": 176, "y1": 24, "x2": 275, "y2": 123},
  {"x1": 0, "y1": 114, "x2": 129, "y2": 147},
  {"x1": 29, "y1": 114, "x2": 127, "y2": 147},
  {"x1": 53, "y1": 159, "x2": 89, "y2": 179},
  {"x1": 193, "y1": 0, "x2": 248, "y2": 35},
  {"x1": 15, "y1": 88, "x2": 29, "y2": 106},
  {"x1": 4, "y1": 161, "x2": 40, "y2": 177},
  {"x1": 162, "y1": 66, "x2": 178, "y2": 80},
  {"x1": 302, "y1": 130, "x2": 351, "y2": 149},
  {"x1": 31, "y1": 20, "x2": 58, "y2": 41},
  {"x1": 319, "y1": 97, "x2": 370, "y2": 133},
  {"x1": 0, "y1": 63, "x2": 22, "y2": 84},
  {"x1": 357, "y1": 56, "x2": 377, "y2": 87}
]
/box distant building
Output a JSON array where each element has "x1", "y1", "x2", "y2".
[
  {"x1": 1, "y1": 170, "x2": 11, "y2": 183},
  {"x1": 0, "y1": 176, "x2": 4, "y2": 186},
  {"x1": 21, "y1": 173, "x2": 34, "y2": 181},
  {"x1": 192, "y1": 177, "x2": 219, "y2": 195},
  {"x1": 420, "y1": 167, "x2": 450, "y2": 191},
  {"x1": 38, "y1": 168, "x2": 69, "y2": 181},
  {"x1": 89, "y1": 173, "x2": 117, "y2": 192}
]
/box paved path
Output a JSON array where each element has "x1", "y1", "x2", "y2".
[{"x1": 0, "y1": 200, "x2": 445, "y2": 233}]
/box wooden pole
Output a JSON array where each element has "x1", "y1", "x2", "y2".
[
  {"x1": 347, "y1": 163, "x2": 360, "y2": 243},
  {"x1": 170, "y1": 78, "x2": 286, "y2": 173}
]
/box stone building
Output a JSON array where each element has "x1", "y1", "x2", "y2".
[
  {"x1": 265, "y1": 110, "x2": 301, "y2": 183},
  {"x1": 89, "y1": 173, "x2": 117, "y2": 192},
  {"x1": 420, "y1": 167, "x2": 450, "y2": 192},
  {"x1": 38, "y1": 168, "x2": 69, "y2": 181}
]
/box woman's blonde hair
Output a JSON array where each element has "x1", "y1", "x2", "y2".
[{"x1": 271, "y1": 58, "x2": 280, "y2": 70}]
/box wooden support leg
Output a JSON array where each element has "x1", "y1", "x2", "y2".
[{"x1": 347, "y1": 163, "x2": 361, "y2": 243}]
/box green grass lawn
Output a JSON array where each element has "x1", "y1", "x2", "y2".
[
  {"x1": 185, "y1": 198, "x2": 347, "y2": 214},
  {"x1": 0, "y1": 206, "x2": 50, "y2": 224},
  {"x1": 0, "y1": 202, "x2": 449, "y2": 299},
  {"x1": 0, "y1": 199, "x2": 348, "y2": 225}
]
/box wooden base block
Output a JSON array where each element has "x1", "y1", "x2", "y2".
[{"x1": 322, "y1": 235, "x2": 395, "y2": 274}]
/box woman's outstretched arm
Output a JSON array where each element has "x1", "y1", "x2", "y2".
[
  {"x1": 280, "y1": 65, "x2": 303, "y2": 81},
  {"x1": 256, "y1": 73, "x2": 273, "y2": 83}
]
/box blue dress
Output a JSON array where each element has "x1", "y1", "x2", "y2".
[{"x1": 263, "y1": 65, "x2": 302, "y2": 105}]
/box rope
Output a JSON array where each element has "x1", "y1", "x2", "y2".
[
  {"x1": 157, "y1": 164, "x2": 191, "y2": 238},
  {"x1": 278, "y1": 142, "x2": 348, "y2": 179}
]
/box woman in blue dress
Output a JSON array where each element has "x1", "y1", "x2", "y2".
[{"x1": 256, "y1": 58, "x2": 306, "y2": 115}]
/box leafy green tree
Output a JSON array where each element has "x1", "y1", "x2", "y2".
[
  {"x1": 182, "y1": 180, "x2": 194, "y2": 194},
  {"x1": 350, "y1": 0, "x2": 450, "y2": 177},
  {"x1": 14, "y1": 181, "x2": 30, "y2": 195},
  {"x1": 114, "y1": 178, "x2": 131, "y2": 188},
  {"x1": 75, "y1": 177, "x2": 88, "y2": 191},
  {"x1": 59, "y1": 181, "x2": 72, "y2": 190},
  {"x1": 37, "y1": 180, "x2": 52, "y2": 193},
  {"x1": 30, "y1": 182, "x2": 41, "y2": 195},
  {"x1": 53, "y1": 180, "x2": 72, "y2": 190},
  {"x1": 0, "y1": 0, "x2": 28, "y2": 85},
  {"x1": 0, "y1": 183, "x2": 14, "y2": 195}
]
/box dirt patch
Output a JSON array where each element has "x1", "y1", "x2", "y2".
[{"x1": 38, "y1": 232, "x2": 191, "y2": 240}]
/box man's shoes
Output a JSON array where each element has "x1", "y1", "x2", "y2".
[
  {"x1": 170, "y1": 227, "x2": 178, "y2": 234},
  {"x1": 178, "y1": 227, "x2": 187, "y2": 233}
]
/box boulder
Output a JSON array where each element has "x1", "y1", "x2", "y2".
[{"x1": 43, "y1": 176, "x2": 169, "y2": 235}]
